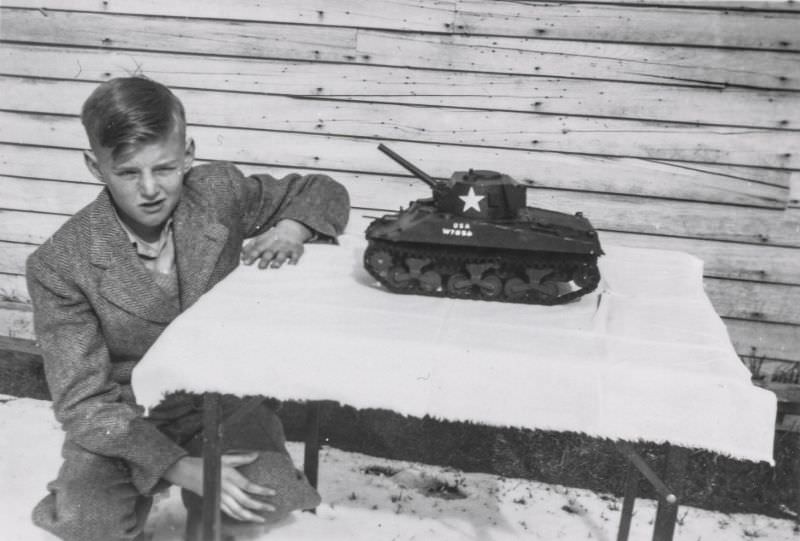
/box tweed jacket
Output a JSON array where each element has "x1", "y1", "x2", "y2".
[{"x1": 26, "y1": 162, "x2": 349, "y2": 495}]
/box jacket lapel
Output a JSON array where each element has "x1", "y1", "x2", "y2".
[
  {"x1": 173, "y1": 192, "x2": 230, "y2": 310},
  {"x1": 90, "y1": 190, "x2": 179, "y2": 324}
]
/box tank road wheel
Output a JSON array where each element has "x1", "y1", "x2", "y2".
[
  {"x1": 478, "y1": 275, "x2": 503, "y2": 299},
  {"x1": 446, "y1": 273, "x2": 472, "y2": 297},
  {"x1": 504, "y1": 277, "x2": 528, "y2": 300},
  {"x1": 366, "y1": 250, "x2": 393, "y2": 277},
  {"x1": 387, "y1": 267, "x2": 413, "y2": 290},
  {"x1": 573, "y1": 264, "x2": 600, "y2": 288},
  {"x1": 533, "y1": 281, "x2": 559, "y2": 298},
  {"x1": 418, "y1": 270, "x2": 442, "y2": 293}
]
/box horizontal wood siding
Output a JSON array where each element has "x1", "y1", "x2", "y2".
[
  {"x1": 0, "y1": 1, "x2": 798, "y2": 368},
  {"x1": 3, "y1": 46, "x2": 797, "y2": 129}
]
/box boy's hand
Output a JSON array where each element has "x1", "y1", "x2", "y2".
[
  {"x1": 164, "y1": 452, "x2": 276, "y2": 523},
  {"x1": 241, "y1": 219, "x2": 313, "y2": 269}
]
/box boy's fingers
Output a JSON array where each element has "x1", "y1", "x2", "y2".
[
  {"x1": 243, "y1": 238, "x2": 306, "y2": 268},
  {"x1": 241, "y1": 248, "x2": 258, "y2": 265},
  {"x1": 257, "y1": 250, "x2": 276, "y2": 269},
  {"x1": 228, "y1": 469, "x2": 276, "y2": 497},
  {"x1": 227, "y1": 483, "x2": 274, "y2": 513},
  {"x1": 288, "y1": 244, "x2": 303, "y2": 264},
  {"x1": 241, "y1": 238, "x2": 261, "y2": 261},
  {"x1": 270, "y1": 251, "x2": 289, "y2": 268},
  {"x1": 221, "y1": 494, "x2": 265, "y2": 523},
  {"x1": 221, "y1": 461, "x2": 277, "y2": 501},
  {"x1": 244, "y1": 480, "x2": 276, "y2": 498},
  {"x1": 222, "y1": 452, "x2": 259, "y2": 466}
]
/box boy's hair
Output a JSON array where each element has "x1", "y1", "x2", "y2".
[{"x1": 81, "y1": 77, "x2": 186, "y2": 158}]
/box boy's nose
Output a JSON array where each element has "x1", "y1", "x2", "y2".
[{"x1": 139, "y1": 171, "x2": 159, "y2": 198}]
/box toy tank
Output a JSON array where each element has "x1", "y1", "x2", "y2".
[{"x1": 363, "y1": 144, "x2": 604, "y2": 305}]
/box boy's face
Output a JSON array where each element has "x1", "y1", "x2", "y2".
[{"x1": 85, "y1": 125, "x2": 194, "y2": 242}]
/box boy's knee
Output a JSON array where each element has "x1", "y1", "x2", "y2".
[
  {"x1": 33, "y1": 490, "x2": 148, "y2": 541},
  {"x1": 33, "y1": 487, "x2": 150, "y2": 541},
  {"x1": 32, "y1": 444, "x2": 151, "y2": 541}
]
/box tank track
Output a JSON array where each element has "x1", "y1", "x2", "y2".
[{"x1": 363, "y1": 239, "x2": 600, "y2": 305}]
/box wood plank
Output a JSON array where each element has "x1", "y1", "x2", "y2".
[
  {"x1": 0, "y1": 210, "x2": 70, "y2": 245},
  {"x1": 750, "y1": 360, "x2": 800, "y2": 384},
  {"x1": 724, "y1": 318, "x2": 800, "y2": 363},
  {"x1": 1, "y1": 265, "x2": 799, "y2": 328},
  {"x1": 705, "y1": 279, "x2": 800, "y2": 325},
  {"x1": 565, "y1": 194, "x2": 799, "y2": 247},
  {"x1": 0, "y1": 276, "x2": 29, "y2": 304},
  {"x1": 454, "y1": 0, "x2": 800, "y2": 50},
  {"x1": 2, "y1": 271, "x2": 800, "y2": 346},
  {"x1": 355, "y1": 30, "x2": 800, "y2": 90},
  {"x1": 2, "y1": 8, "x2": 798, "y2": 90},
  {"x1": 0, "y1": 242, "x2": 35, "y2": 275},
  {"x1": 2, "y1": 143, "x2": 798, "y2": 246},
  {"x1": 0, "y1": 7, "x2": 358, "y2": 61},
  {"x1": 2, "y1": 0, "x2": 457, "y2": 33},
  {"x1": 762, "y1": 382, "x2": 800, "y2": 402},
  {"x1": 599, "y1": 231, "x2": 800, "y2": 285},
  {"x1": 14, "y1": 0, "x2": 800, "y2": 50},
  {"x1": 3, "y1": 46, "x2": 797, "y2": 130},
  {"x1": 572, "y1": 0, "x2": 800, "y2": 11},
  {"x1": 0, "y1": 334, "x2": 39, "y2": 355},
  {"x1": 3, "y1": 239, "x2": 800, "y2": 325},
  {"x1": 0, "y1": 146, "x2": 438, "y2": 212},
  {"x1": 3, "y1": 76, "x2": 797, "y2": 170},
  {"x1": 3, "y1": 182, "x2": 799, "y2": 285},
  {"x1": 0, "y1": 301, "x2": 34, "y2": 340},
  {"x1": 4, "y1": 141, "x2": 780, "y2": 207},
  {"x1": 790, "y1": 172, "x2": 800, "y2": 208},
  {"x1": 351, "y1": 180, "x2": 800, "y2": 249},
  {"x1": 6, "y1": 0, "x2": 797, "y2": 49},
  {"x1": 0, "y1": 113, "x2": 790, "y2": 209},
  {"x1": 0, "y1": 176, "x2": 101, "y2": 216}
]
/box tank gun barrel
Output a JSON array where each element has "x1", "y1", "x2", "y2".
[{"x1": 378, "y1": 143, "x2": 439, "y2": 189}]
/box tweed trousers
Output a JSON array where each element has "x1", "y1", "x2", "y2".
[{"x1": 32, "y1": 394, "x2": 289, "y2": 541}]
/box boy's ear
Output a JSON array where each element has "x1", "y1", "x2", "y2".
[
  {"x1": 183, "y1": 137, "x2": 195, "y2": 171},
  {"x1": 83, "y1": 150, "x2": 105, "y2": 184}
]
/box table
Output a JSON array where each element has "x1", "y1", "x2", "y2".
[{"x1": 133, "y1": 232, "x2": 776, "y2": 540}]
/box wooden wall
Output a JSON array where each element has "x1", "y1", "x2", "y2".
[{"x1": 0, "y1": 0, "x2": 798, "y2": 374}]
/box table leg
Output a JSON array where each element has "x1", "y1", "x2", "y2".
[
  {"x1": 615, "y1": 442, "x2": 688, "y2": 541},
  {"x1": 303, "y1": 400, "x2": 321, "y2": 489},
  {"x1": 652, "y1": 444, "x2": 689, "y2": 541},
  {"x1": 202, "y1": 392, "x2": 223, "y2": 541},
  {"x1": 793, "y1": 433, "x2": 800, "y2": 527},
  {"x1": 617, "y1": 460, "x2": 639, "y2": 541}
]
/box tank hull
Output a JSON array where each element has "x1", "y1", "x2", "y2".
[{"x1": 364, "y1": 202, "x2": 603, "y2": 305}]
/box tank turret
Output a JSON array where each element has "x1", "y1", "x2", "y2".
[
  {"x1": 365, "y1": 144, "x2": 603, "y2": 305},
  {"x1": 378, "y1": 144, "x2": 525, "y2": 220}
]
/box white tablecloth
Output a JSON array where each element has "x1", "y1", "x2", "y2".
[{"x1": 133, "y1": 233, "x2": 776, "y2": 463}]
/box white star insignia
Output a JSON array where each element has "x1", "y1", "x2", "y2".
[{"x1": 459, "y1": 187, "x2": 485, "y2": 213}]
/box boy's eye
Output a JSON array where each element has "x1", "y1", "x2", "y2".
[
  {"x1": 155, "y1": 167, "x2": 176, "y2": 175},
  {"x1": 116, "y1": 171, "x2": 138, "y2": 179}
]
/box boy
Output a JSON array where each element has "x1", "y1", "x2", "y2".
[{"x1": 26, "y1": 76, "x2": 349, "y2": 540}]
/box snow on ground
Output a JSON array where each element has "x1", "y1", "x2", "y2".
[{"x1": 1, "y1": 395, "x2": 796, "y2": 541}]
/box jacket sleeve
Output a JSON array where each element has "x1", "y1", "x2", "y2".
[
  {"x1": 225, "y1": 164, "x2": 350, "y2": 239},
  {"x1": 26, "y1": 254, "x2": 188, "y2": 495}
]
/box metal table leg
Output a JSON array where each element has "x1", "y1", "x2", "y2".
[
  {"x1": 653, "y1": 445, "x2": 689, "y2": 541},
  {"x1": 304, "y1": 400, "x2": 321, "y2": 489},
  {"x1": 617, "y1": 460, "x2": 639, "y2": 541},
  {"x1": 202, "y1": 392, "x2": 223, "y2": 541},
  {"x1": 615, "y1": 442, "x2": 688, "y2": 541}
]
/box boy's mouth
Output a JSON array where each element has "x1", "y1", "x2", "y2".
[{"x1": 140, "y1": 199, "x2": 165, "y2": 211}]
